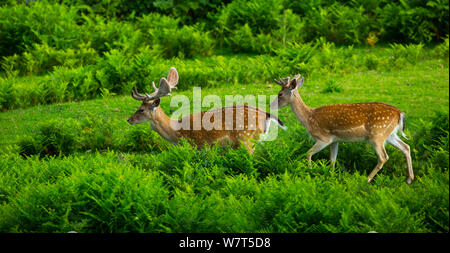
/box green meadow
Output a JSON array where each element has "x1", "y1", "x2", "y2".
[{"x1": 0, "y1": 0, "x2": 448, "y2": 233}]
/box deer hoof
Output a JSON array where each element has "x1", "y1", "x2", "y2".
[{"x1": 406, "y1": 177, "x2": 413, "y2": 184}]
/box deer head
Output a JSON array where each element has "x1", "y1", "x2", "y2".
[
  {"x1": 270, "y1": 74, "x2": 304, "y2": 110},
  {"x1": 127, "y1": 67, "x2": 178, "y2": 125}
]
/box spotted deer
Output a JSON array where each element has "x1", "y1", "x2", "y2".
[
  {"x1": 270, "y1": 74, "x2": 414, "y2": 184},
  {"x1": 127, "y1": 67, "x2": 286, "y2": 153}
]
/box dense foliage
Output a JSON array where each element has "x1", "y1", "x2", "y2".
[
  {"x1": 0, "y1": 106, "x2": 448, "y2": 233},
  {"x1": 0, "y1": 0, "x2": 449, "y2": 110}
]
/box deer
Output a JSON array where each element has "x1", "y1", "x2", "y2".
[
  {"x1": 270, "y1": 74, "x2": 414, "y2": 184},
  {"x1": 127, "y1": 67, "x2": 287, "y2": 154}
]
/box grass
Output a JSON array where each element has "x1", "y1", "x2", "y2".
[
  {"x1": 0, "y1": 53, "x2": 448, "y2": 233},
  {"x1": 1, "y1": 57, "x2": 447, "y2": 146}
]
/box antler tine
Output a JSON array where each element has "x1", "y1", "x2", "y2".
[
  {"x1": 281, "y1": 76, "x2": 290, "y2": 85},
  {"x1": 274, "y1": 79, "x2": 283, "y2": 85},
  {"x1": 143, "y1": 77, "x2": 174, "y2": 101},
  {"x1": 132, "y1": 67, "x2": 179, "y2": 102},
  {"x1": 274, "y1": 76, "x2": 290, "y2": 86},
  {"x1": 131, "y1": 87, "x2": 149, "y2": 101}
]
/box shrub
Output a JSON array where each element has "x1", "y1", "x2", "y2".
[
  {"x1": 363, "y1": 54, "x2": 381, "y2": 70},
  {"x1": 321, "y1": 79, "x2": 344, "y2": 93},
  {"x1": 0, "y1": 1, "x2": 82, "y2": 57},
  {"x1": 78, "y1": 113, "x2": 114, "y2": 151},
  {"x1": 17, "y1": 135, "x2": 43, "y2": 157},
  {"x1": 302, "y1": 3, "x2": 372, "y2": 44},
  {"x1": 150, "y1": 24, "x2": 214, "y2": 59},
  {"x1": 433, "y1": 36, "x2": 449, "y2": 58},
  {"x1": 376, "y1": 0, "x2": 449, "y2": 43},
  {"x1": 119, "y1": 124, "x2": 165, "y2": 153},
  {"x1": 251, "y1": 33, "x2": 279, "y2": 54},
  {"x1": 274, "y1": 42, "x2": 318, "y2": 75},
  {"x1": 0, "y1": 77, "x2": 17, "y2": 110},
  {"x1": 0, "y1": 151, "x2": 170, "y2": 232},
  {"x1": 272, "y1": 9, "x2": 306, "y2": 47},
  {"x1": 60, "y1": 0, "x2": 155, "y2": 19},
  {"x1": 225, "y1": 24, "x2": 255, "y2": 53},
  {"x1": 388, "y1": 43, "x2": 424, "y2": 65},
  {"x1": 17, "y1": 115, "x2": 117, "y2": 156},
  {"x1": 218, "y1": 0, "x2": 283, "y2": 35},
  {"x1": 17, "y1": 119, "x2": 79, "y2": 157},
  {"x1": 2, "y1": 42, "x2": 99, "y2": 75},
  {"x1": 82, "y1": 16, "x2": 142, "y2": 56},
  {"x1": 49, "y1": 65, "x2": 98, "y2": 101}
]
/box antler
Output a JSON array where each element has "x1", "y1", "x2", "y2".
[
  {"x1": 273, "y1": 76, "x2": 290, "y2": 86},
  {"x1": 273, "y1": 74, "x2": 302, "y2": 87},
  {"x1": 131, "y1": 87, "x2": 149, "y2": 101},
  {"x1": 131, "y1": 67, "x2": 179, "y2": 102}
]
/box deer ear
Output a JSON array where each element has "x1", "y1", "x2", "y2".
[
  {"x1": 288, "y1": 76, "x2": 304, "y2": 90},
  {"x1": 288, "y1": 79, "x2": 297, "y2": 90},
  {"x1": 296, "y1": 76, "x2": 305, "y2": 89},
  {"x1": 152, "y1": 98, "x2": 161, "y2": 108}
]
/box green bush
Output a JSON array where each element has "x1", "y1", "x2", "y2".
[
  {"x1": 0, "y1": 1, "x2": 82, "y2": 57},
  {"x1": 2, "y1": 148, "x2": 447, "y2": 232},
  {"x1": 17, "y1": 119, "x2": 78, "y2": 157},
  {"x1": 274, "y1": 42, "x2": 318, "y2": 75},
  {"x1": 225, "y1": 24, "x2": 255, "y2": 53},
  {"x1": 321, "y1": 79, "x2": 344, "y2": 93},
  {"x1": 0, "y1": 77, "x2": 16, "y2": 110},
  {"x1": 388, "y1": 43, "x2": 424, "y2": 66},
  {"x1": 151, "y1": 24, "x2": 214, "y2": 59},
  {"x1": 272, "y1": 9, "x2": 306, "y2": 47},
  {"x1": 82, "y1": 16, "x2": 142, "y2": 56},
  {"x1": 2, "y1": 110, "x2": 449, "y2": 232},
  {"x1": 78, "y1": 113, "x2": 114, "y2": 151},
  {"x1": 0, "y1": 151, "x2": 169, "y2": 232},
  {"x1": 119, "y1": 124, "x2": 166, "y2": 153},
  {"x1": 0, "y1": 41, "x2": 99, "y2": 77},
  {"x1": 217, "y1": 0, "x2": 283, "y2": 35},
  {"x1": 434, "y1": 36, "x2": 449, "y2": 58},
  {"x1": 376, "y1": 0, "x2": 449, "y2": 43},
  {"x1": 302, "y1": 2, "x2": 372, "y2": 44},
  {"x1": 17, "y1": 115, "x2": 115, "y2": 156}
]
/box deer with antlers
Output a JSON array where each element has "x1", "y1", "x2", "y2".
[
  {"x1": 270, "y1": 74, "x2": 414, "y2": 184},
  {"x1": 127, "y1": 67, "x2": 286, "y2": 153}
]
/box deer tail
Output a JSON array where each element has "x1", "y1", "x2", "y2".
[
  {"x1": 266, "y1": 113, "x2": 287, "y2": 131},
  {"x1": 399, "y1": 112, "x2": 408, "y2": 140}
]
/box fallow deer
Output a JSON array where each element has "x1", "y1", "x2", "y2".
[
  {"x1": 270, "y1": 74, "x2": 414, "y2": 184},
  {"x1": 127, "y1": 67, "x2": 286, "y2": 154}
]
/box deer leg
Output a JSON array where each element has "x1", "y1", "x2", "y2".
[
  {"x1": 306, "y1": 139, "x2": 332, "y2": 167},
  {"x1": 387, "y1": 135, "x2": 414, "y2": 184},
  {"x1": 330, "y1": 142, "x2": 339, "y2": 168},
  {"x1": 368, "y1": 140, "x2": 389, "y2": 183},
  {"x1": 243, "y1": 141, "x2": 255, "y2": 154}
]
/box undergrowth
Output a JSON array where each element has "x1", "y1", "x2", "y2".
[{"x1": 0, "y1": 111, "x2": 448, "y2": 233}]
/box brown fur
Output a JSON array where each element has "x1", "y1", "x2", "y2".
[
  {"x1": 128, "y1": 67, "x2": 284, "y2": 154},
  {"x1": 271, "y1": 75, "x2": 414, "y2": 184},
  {"x1": 129, "y1": 102, "x2": 276, "y2": 153},
  {"x1": 177, "y1": 105, "x2": 269, "y2": 150}
]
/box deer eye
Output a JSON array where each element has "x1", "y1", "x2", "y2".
[
  {"x1": 138, "y1": 109, "x2": 144, "y2": 113},
  {"x1": 278, "y1": 93, "x2": 282, "y2": 97}
]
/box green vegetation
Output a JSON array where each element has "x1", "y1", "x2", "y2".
[{"x1": 0, "y1": 0, "x2": 448, "y2": 233}]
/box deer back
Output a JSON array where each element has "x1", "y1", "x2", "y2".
[
  {"x1": 176, "y1": 105, "x2": 270, "y2": 147},
  {"x1": 309, "y1": 102, "x2": 403, "y2": 140}
]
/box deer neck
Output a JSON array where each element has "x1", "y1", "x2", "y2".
[
  {"x1": 149, "y1": 107, "x2": 180, "y2": 144},
  {"x1": 290, "y1": 90, "x2": 312, "y2": 128}
]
